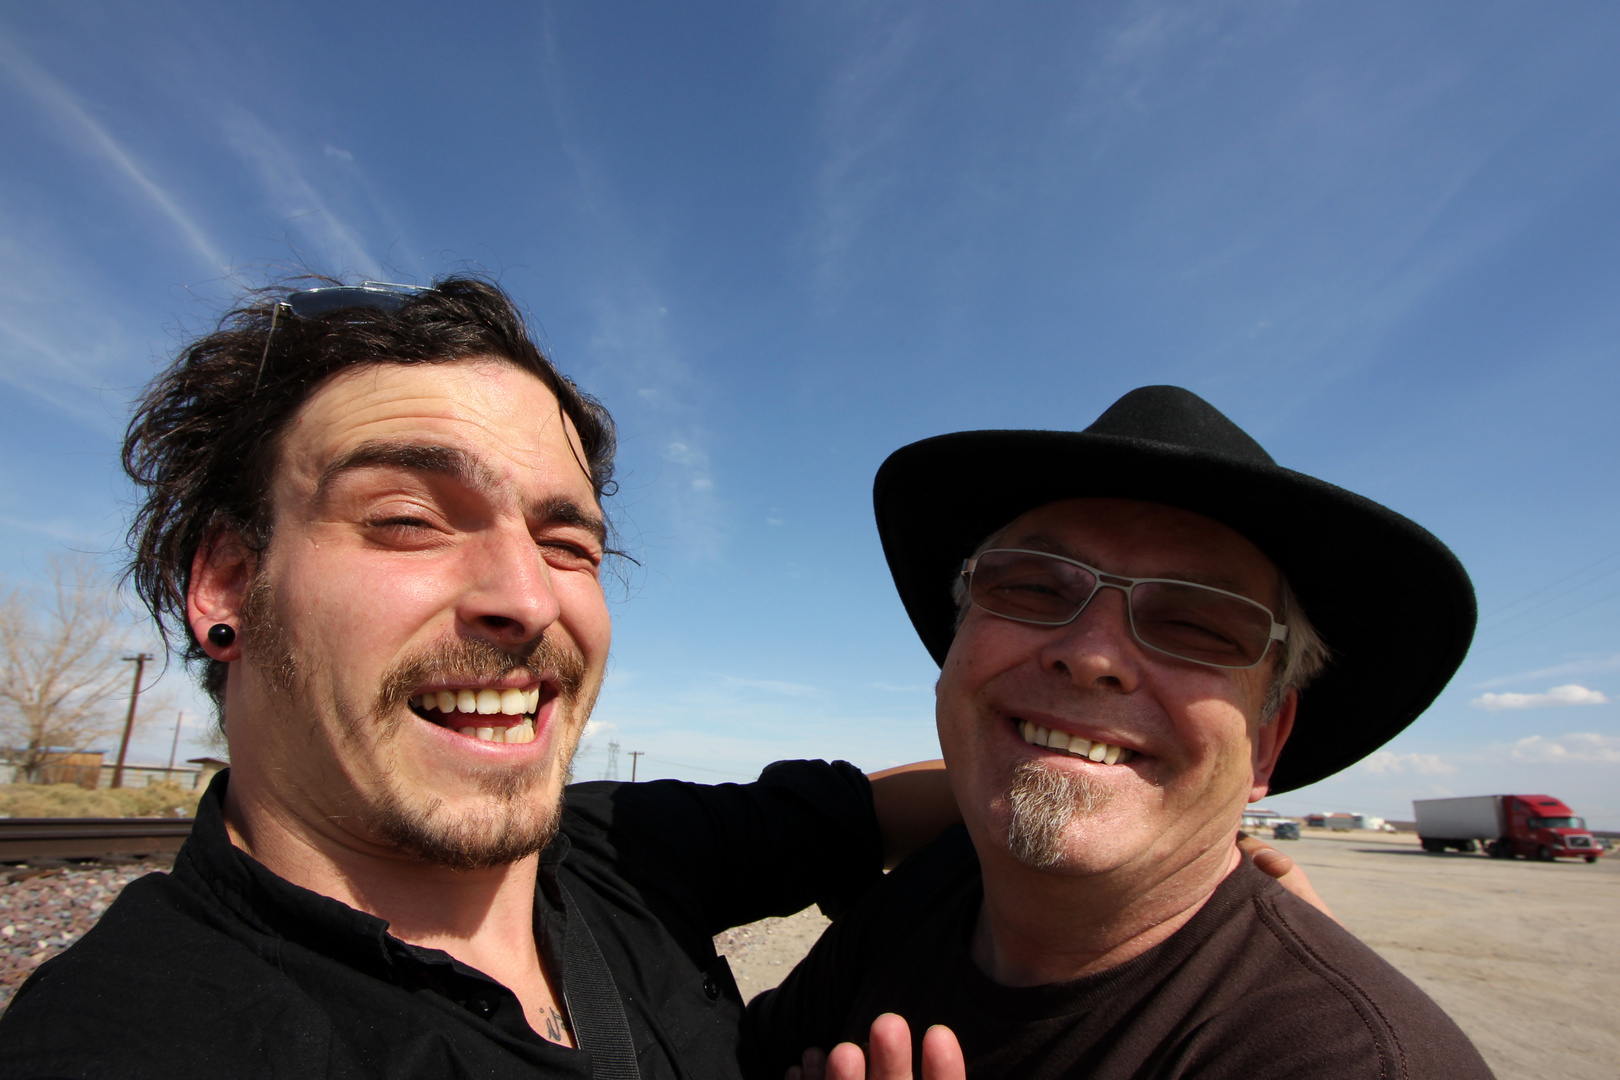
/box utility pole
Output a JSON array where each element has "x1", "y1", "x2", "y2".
[
  {"x1": 167, "y1": 711, "x2": 185, "y2": 775},
  {"x1": 628, "y1": 750, "x2": 644, "y2": 782},
  {"x1": 111, "y1": 653, "x2": 154, "y2": 789}
]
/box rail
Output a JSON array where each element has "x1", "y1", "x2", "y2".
[{"x1": 0, "y1": 817, "x2": 193, "y2": 862}]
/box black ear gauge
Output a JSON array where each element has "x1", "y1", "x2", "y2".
[{"x1": 207, "y1": 623, "x2": 237, "y2": 649}]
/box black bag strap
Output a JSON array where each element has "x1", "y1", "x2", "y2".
[{"x1": 558, "y1": 880, "x2": 641, "y2": 1080}]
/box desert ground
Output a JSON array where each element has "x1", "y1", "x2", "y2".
[{"x1": 714, "y1": 829, "x2": 1619, "y2": 1080}]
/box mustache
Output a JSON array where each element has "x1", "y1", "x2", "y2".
[{"x1": 377, "y1": 633, "x2": 588, "y2": 715}]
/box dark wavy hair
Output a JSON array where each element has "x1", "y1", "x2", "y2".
[{"x1": 123, "y1": 275, "x2": 617, "y2": 707}]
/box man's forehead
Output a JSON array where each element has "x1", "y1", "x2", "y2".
[
  {"x1": 988, "y1": 497, "x2": 1276, "y2": 588},
  {"x1": 279, "y1": 358, "x2": 595, "y2": 502}
]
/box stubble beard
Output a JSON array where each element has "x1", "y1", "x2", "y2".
[
  {"x1": 239, "y1": 571, "x2": 596, "y2": 872},
  {"x1": 1004, "y1": 759, "x2": 1115, "y2": 871}
]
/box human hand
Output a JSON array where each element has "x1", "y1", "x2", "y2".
[
  {"x1": 1237, "y1": 832, "x2": 1338, "y2": 923},
  {"x1": 784, "y1": 1014, "x2": 964, "y2": 1080}
]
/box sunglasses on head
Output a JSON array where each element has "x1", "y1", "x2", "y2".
[{"x1": 254, "y1": 282, "x2": 428, "y2": 393}]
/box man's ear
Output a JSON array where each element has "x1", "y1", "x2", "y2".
[
  {"x1": 187, "y1": 529, "x2": 256, "y2": 662},
  {"x1": 1250, "y1": 688, "x2": 1297, "y2": 803}
]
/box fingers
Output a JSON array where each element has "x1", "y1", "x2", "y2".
[
  {"x1": 826, "y1": 1042, "x2": 868, "y2": 1080},
  {"x1": 866, "y1": 1014, "x2": 913, "y2": 1080},
  {"x1": 1236, "y1": 832, "x2": 1339, "y2": 924},
  {"x1": 794, "y1": 1047, "x2": 827, "y2": 1080},
  {"x1": 920, "y1": 1025, "x2": 966, "y2": 1080},
  {"x1": 1236, "y1": 832, "x2": 1293, "y2": 878},
  {"x1": 808, "y1": 1015, "x2": 959, "y2": 1080},
  {"x1": 1251, "y1": 846, "x2": 1296, "y2": 878}
]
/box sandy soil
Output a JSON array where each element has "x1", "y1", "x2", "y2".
[
  {"x1": 714, "y1": 832, "x2": 1618, "y2": 1080},
  {"x1": 1286, "y1": 830, "x2": 1618, "y2": 1080},
  {"x1": 713, "y1": 906, "x2": 833, "y2": 1004}
]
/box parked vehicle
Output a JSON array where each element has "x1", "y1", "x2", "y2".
[
  {"x1": 1413, "y1": 794, "x2": 1603, "y2": 862},
  {"x1": 1272, "y1": 821, "x2": 1300, "y2": 841}
]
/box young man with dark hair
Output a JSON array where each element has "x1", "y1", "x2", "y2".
[{"x1": 0, "y1": 278, "x2": 905, "y2": 1079}]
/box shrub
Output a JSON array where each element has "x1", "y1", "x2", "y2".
[{"x1": 0, "y1": 782, "x2": 201, "y2": 818}]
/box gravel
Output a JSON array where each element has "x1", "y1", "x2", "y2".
[{"x1": 0, "y1": 859, "x2": 168, "y2": 1010}]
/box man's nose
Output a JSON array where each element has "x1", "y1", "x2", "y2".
[
  {"x1": 1037, "y1": 584, "x2": 1144, "y2": 692},
  {"x1": 457, "y1": 526, "x2": 562, "y2": 645}
]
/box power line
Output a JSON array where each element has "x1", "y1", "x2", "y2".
[
  {"x1": 1477, "y1": 549, "x2": 1620, "y2": 633},
  {"x1": 1476, "y1": 581, "x2": 1620, "y2": 653}
]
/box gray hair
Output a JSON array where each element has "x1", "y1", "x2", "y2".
[{"x1": 951, "y1": 547, "x2": 1329, "y2": 724}]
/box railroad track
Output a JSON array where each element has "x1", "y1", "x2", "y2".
[{"x1": 0, "y1": 817, "x2": 194, "y2": 862}]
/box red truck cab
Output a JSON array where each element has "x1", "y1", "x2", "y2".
[{"x1": 1493, "y1": 795, "x2": 1603, "y2": 862}]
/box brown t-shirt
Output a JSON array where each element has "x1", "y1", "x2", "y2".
[{"x1": 746, "y1": 827, "x2": 1494, "y2": 1080}]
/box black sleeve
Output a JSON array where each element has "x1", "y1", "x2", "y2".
[
  {"x1": 740, "y1": 883, "x2": 873, "y2": 1080},
  {"x1": 560, "y1": 760, "x2": 885, "y2": 960},
  {"x1": 742, "y1": 826, "x2": 977, "y2": 1080}
]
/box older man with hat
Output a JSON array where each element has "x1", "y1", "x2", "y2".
[{"x1": 748, "y1": 386, "x2": 1494, "y2": 1080}]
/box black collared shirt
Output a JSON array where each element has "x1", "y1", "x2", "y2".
[{"x1": 0, "y1": 761, "x2": 881, "y2": 1080}]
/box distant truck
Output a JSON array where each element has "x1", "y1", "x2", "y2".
[{"x1": 1413, "y1": 794, "x2": 1603, "y2": 863}]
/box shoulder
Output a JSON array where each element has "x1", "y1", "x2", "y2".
[
  {"x1": 0, "y1": 872, "x2": 334, "y2": 1079},
  {"x1": 1180, "y1": 863, "x2": 1493, "y2": 1080}
]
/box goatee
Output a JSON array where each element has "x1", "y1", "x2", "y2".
[{"x1": 1005, "y1": 759, "x2": 1114, "y2": 870}]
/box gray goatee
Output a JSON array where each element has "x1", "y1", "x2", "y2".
[{"x1": 1006, "y1": 759, "x2": 1114, "y2": 870}]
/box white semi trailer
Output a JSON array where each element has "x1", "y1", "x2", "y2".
[{"x1": 1413, "y1": 794, "x2": 1603, "y2": 861}]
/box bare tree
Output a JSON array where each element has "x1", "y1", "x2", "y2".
[{"x1": 0, "y1": 556, "x2": 144, "y2": 782}]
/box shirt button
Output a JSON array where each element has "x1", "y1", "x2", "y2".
[
  {"x1": 469, "y1": 996, "x2": 495, "y2": 1019},
  {"x1": 702, "y1": 975, "x2": 720, "y2": 1001}
]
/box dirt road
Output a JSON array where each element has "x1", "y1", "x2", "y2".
[
  {"x1": 1289, "y1": 830, "x2": 1617, "y2": 1080},
  {"x1": 716, "y1": 831, "x2": 1618, "y2": 1080}
]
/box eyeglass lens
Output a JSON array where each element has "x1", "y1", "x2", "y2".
[
  {"x1": 966, "y1": 549, "x2": 1277, "y2": 668},
  {"x1": 285, "y1": 284, "x2": 421, "y2": 319}
]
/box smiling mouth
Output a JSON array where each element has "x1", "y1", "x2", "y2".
[
  {"x1": 1015, "y1": 719, "x2": 1136, "y2": 765},
  {"x1": 409, "y1": 687, "x2": 547, "y2": 744}
]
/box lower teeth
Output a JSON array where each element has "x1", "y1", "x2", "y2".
[{"x1": 449, "y1": 719, "x2": 536, "y2": 744}]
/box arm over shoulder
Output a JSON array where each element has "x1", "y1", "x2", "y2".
[{"x1": 563, "y1": 759, "x2": 886, "y2": 939}]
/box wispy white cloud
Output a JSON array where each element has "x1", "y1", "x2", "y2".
[
  {"x1": 0, "y1": 223, "x2": 149, "y2": 433},
  {"x1": 1361, "y1": 751, "x2": 1457, "y2": 776},
  {"x1": 720, "y1": 675, "x2": 822, "y2": 697},
  {"x1": 806, "y1": 11, "x2": 924, "y2": 303},
  {"x1": 1473, "y1": 654, "x2": 1620, "y2": 690},
  {"x1": 1470, "y1": 684, "x2": 1609, "y2": 711},
  {"x1": 219, "y1": 108, "x2": 383, "y2": 280},
  {"x1": 0, "y1": 37, "x2": 225, "y2": 270},
  {"x1": 585, "y1": 288, "x2": 725, "y2": 560},
  {"x1": 1503, "y1": 733, "x2": 1620, "y2": 766}
]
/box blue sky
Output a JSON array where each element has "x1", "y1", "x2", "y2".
[{"x1": 3, "y1": 2, "x2": 1619, "y2": 827}]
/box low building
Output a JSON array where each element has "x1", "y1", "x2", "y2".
[{"x1": 1241, "y1": 807, "x2": 1284, "y2": 830}]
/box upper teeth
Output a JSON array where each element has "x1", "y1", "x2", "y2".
[
  {"x1": 414, "y1": 688, "x2": 541, "y2": 716},
  {"x1": 1018, "y1": 720, "x2": 1133, "y2": 765}
]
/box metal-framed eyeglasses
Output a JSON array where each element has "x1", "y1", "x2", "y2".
[{"x1": 960, "y1": 548, "x2": 1289, "y2": 670}]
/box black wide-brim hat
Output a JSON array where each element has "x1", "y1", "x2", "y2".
[{"x1": 874, "y1": 385, "x2": 1476, "y2": 794}]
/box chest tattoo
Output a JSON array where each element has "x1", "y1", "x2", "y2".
[{"x1": 543, "y1": 1005, "x2": 571, "y2": 1044}]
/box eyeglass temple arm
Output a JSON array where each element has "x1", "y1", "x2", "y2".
[{"x1": 251, "y1": 302, "x2": 291, "y2": 397}]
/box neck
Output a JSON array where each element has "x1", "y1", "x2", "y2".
[
  {"x1": 220, "y1": 769, "x2": 571, "y2": 1045},
  {"x1": 223, "y1": 771, "x2": 544, "y2": 955},
  {"x1": 969, "y1": 830, "x2": 1240, "y2": 987}
]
